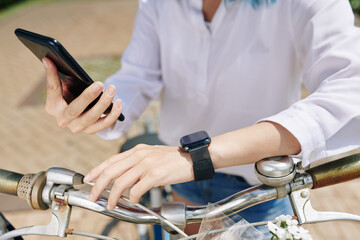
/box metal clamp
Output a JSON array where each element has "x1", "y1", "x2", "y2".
[
  {"x1": 160, "y1": 202, "x2": 186, "y2": 233},
  {"x1": 42, "y1": 168, "x2": 84, "y2": 205}
]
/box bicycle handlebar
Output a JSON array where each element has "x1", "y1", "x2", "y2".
[
  {"x1": 65, "y1": 184, "x2": 279, "y2": 225},
  {"x1": 0, "y1": 169, "x2": 23, "y2": 196},
  {"x1": 0, "y1": 153, "x2": 359, "y2": 228},
  {"x1": 67, "y1": 189, "x2": 162, "y2": 224},
  {"x1": 0, "y1": 169, "x2": 48, "y2": 210},
  {"x1": 306, "y1": 153, "x2": 360, "y2": 189},
  {"x1": 184, "y1": 184, "x2": 278, "y2": 223},
  {"x1": 0, "y1": 169, "x2": 281, "y2": 228}
]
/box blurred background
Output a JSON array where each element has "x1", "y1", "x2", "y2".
[{"x1": 0, "y1": 0, "x2": 359, "y2": 239}]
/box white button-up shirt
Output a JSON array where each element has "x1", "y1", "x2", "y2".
[{"x1": 99, "y1": 0, "x2": 360, "y2": 184}]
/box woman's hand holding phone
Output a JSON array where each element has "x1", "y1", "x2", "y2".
[{"x1": 42, "y1": 57, "x2": 122, "y2": 134}]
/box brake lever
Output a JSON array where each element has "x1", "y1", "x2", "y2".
[
  {"x1": 255, "y1": 156, "x2": 360, "y2": 225},
  {"x1": 0, "y1": 198, "x2": 71, "y2": 240},
  {"x1": 0, "y1": 168, "x2": 80, "y2": 240},
  {"x1": 290, "y1": 188, "x2": 360, "y2": 225}
]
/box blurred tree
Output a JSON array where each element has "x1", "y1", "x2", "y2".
[
  {"x1": 0, "y1": 0, "x2": 26, "y2": 10},
  {"x1": 350, "y1": 0, "x2": 360, "y2": 14}
]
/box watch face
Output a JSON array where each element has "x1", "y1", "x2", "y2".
[{"x1": 180, "y1": 131, "x2": 211, "y2": 150}]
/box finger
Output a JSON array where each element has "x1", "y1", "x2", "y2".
[
  {"x1": 129, "y1": 176, "x2": 155, "y2": 204},
  {"x1": 88, "y1": 165, "x2": 128, "y2": 203},
  {"x1": 61, "y1": 81, "x2": 104, "y2": 123},
  {"x1": 88, "y1": 151, "x2": 143, "y2": 201},
  {"x1": 83, "y1": 99, "x2": 122, "y2": 134},
  {"x1": 107, "y1": 166, "x2": 145, "y2": 210},
  {"x1": 84, "y1": 148, "x2": 136, "y2": 182},
  {"x1": 43, "y1": 58, "x2": 64, "y2": 112},
  {"x1": 68, "y1": 85, "x2": 117, "y2": 132},
  {"x1": 83, "y1": 85, "x2": 116, "y2": 121}
]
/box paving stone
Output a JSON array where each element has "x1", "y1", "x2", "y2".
[{"x1": 0, "y1": 1, "x2": 359, "y2": 239}]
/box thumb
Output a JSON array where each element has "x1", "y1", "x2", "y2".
[{"x1": 43, "y1": 57, "x2": 63, "y2": 107}]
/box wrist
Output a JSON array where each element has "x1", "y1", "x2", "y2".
[
  {"x1": 207, "y1": 135, "x2": 225, "y2": 170},
  {"x1": 180, "y1": 131, "x2": 215, "y2": 181}
]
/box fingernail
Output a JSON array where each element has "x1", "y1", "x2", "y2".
[
  {"x1": 92, "y1": 82, "x2": 103, "y2": 93},
  {"x1": 115, "y1": 99, "x2": 121, "y2": 109},
  {"x1": 107, "y1": 203, "x2": 113, "y2": 210},
  {"x1": 105, "y1": 85, "x2": 115, "y2": 96},
  {"x1": 84, "y1": 174, "x2": 91, "y2": 182},
  {"x1": 42, "y1": 59, "x2": 48, "y2": 68}
]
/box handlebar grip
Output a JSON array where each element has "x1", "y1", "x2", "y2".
[
  {"x1": 306, "y1": 153, "x2": 360, "y2": 189},
  {"x1": 0, "y1": 169, "x2": 48, "y2": 210},
  {"x1": 0, "y1": 169, "x2": 23, "y2": 196}
]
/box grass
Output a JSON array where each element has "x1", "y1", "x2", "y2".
[
  {"x1": 0, "y1": 0, "x2": 58, "y2": 22},
  {"x1": 0, "y1": 0, "x2": 101, "y2": 22}
]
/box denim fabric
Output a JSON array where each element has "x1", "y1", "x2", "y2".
[{"x1": 171, "y1": 172, "x2": 293, "y2": 224}]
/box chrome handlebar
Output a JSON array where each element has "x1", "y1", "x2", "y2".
[
  {"x1": 58, "y1": 171, "x2": 317, "y2": 228},
  {"x1": 67, "y1": 184, "x2": 279, "y2": 225},
  {"x1": 1, "y1": 154, "x2": 359, "y2": 239},
  {"x1": 185, "y1": 185, "x2": 278, "y2": 223},
  {"x1": 67, "y1": 189, "x2": 162, "y2": 224}
]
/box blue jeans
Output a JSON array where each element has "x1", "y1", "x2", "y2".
[{"x1": 171, "y1": 172, "x2": 293, "y2": 224}]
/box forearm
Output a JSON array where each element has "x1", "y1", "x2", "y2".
[
  {"x1": 209, "y1": 122, "x2": 301, "y2": 169},
  {"x1": 87, "y1": 122, "x2": 301, "y2": 205}
]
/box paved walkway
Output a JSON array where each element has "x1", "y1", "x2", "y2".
[{"x1": 0, "y1": 1, "x2": 359, "y2": 239}]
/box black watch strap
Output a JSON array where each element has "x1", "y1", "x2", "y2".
[{"x1": 189, "y1": 145, "x2": 215, "y2": 182}]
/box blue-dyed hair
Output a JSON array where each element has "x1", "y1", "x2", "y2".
[{"x1": 226, "y1": 0, "x2": 277, "y2": 9}]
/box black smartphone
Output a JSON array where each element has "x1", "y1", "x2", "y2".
[{"x1": 15, "y1": 28, "x2": 124, "y2": 121}]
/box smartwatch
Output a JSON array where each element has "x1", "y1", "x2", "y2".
[{"x1": 180, "y1": 131, "x2": 215, "y2": 182}]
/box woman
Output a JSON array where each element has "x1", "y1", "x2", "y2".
[{"x1": 42, "y1": 0, "x2": 360, "y2": 234}]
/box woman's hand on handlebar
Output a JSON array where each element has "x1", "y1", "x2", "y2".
[
  {"x1": 42, "y1": 57, "x2": 122, "y2": 134},
  {"x1": 84, "y1": 144, "x2": 194, "y2": 210}
]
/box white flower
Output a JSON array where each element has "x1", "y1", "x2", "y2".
[
  {"x1": 285, "y1": 232, "x2": 293, "y2": 239},
  {"x1": 267, "y1": 221, "x2": 286, "y2": 239},
  {"x1": 287, "y1": 225, "x2": 312, "y2": 240},
  {"x1": 275, "y1": 214, "x2": 291, "y2": 222},
  {"x1": 286, "y1": 218, "x2": 299, "y2": 226},
  {"x1": 268, "y1": 215, "x2": 312, "y2": 240},
  {"x1": 274, "y1": 214, "x2": 299, "y2": 228}
]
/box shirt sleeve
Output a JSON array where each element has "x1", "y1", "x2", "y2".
[
  {"x1": 97, "y1": 0, "x2": 163, "y2": 140},
  {"x1": 260, "y1": 0, "x2": 360, "y2": 166}
]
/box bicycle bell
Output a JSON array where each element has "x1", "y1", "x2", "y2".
[{"x1": 255, "y1": 156, "x2": 296, "y2": 187}]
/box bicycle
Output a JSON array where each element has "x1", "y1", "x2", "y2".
[{"x1": 0, "y1": 153, "x2": 359, "y2": 239}]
